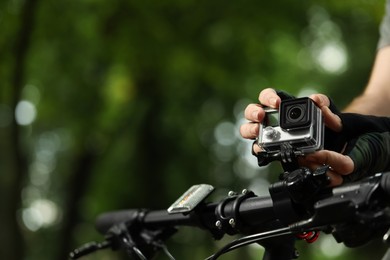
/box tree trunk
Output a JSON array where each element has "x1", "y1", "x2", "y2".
[{"x1": 1, "y1": 0, "x2": 39, "y2": 259}]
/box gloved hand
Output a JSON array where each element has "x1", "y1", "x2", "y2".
[
  {"x1": 240, "y1": 88, "x2": 390, "y2": 185},
  {"x1": 275, "y1": 91, "x2": 390, "y2": 153},
  {"x1": 300, "y1": 131, "x2": 390, "y2": 186}
]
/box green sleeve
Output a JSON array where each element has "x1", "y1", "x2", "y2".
[{"x1": 344, "y1": 132, "x2": 390, "y2": 182}]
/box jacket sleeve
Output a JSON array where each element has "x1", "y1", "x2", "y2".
[{"x1": 343, "y1": 132, "x2": 390, "y2": 182}]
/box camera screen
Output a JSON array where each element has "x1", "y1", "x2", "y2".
[{"x1": 264, "y1": 110, "x2": 279, "y2": 127}]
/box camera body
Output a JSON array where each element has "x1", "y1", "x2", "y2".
[{"x1": 257, "y1": 97, "x2": 324, "y2": 157}]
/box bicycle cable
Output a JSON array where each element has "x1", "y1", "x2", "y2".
[{"x1": 205, "y1": 226, "x2": 293, "y2": 260}]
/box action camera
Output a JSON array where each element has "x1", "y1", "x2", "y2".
[{"x1": 257, "y1": 97, "x2": 324, "y2": 157}]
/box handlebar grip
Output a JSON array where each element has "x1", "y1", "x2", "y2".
[{"x1": 95, "y1": 210, "x2": 141, "y2": 234}]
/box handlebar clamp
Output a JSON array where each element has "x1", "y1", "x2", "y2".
[{"x1": 214, "y1": 189, "x2": 256, "y2": 236}]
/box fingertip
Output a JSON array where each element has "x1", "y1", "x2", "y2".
[
  {"x1": 244, "y1": 104, "x2": 264, "y2": 122},
  {"x1": 253, "y1": 144, "x2": 262, "y2": 155},
  {"x1": 338, "y1": 155, "x2": 355, "y2": 175},
  {"x1": 256, "y1": 107, "x2": 265, "y2": 121},
  {"x1": 327, "y1": 173, "x2": 343, "y2": 187},
  {"x1": 259, "y1": 88, "x2": 280, "y2": 108},
  {"x1": 261, "y1": 88, "x2": 277, "y2": 95},
  {"x1": 310, "y1": 94, "x2": 329, "y2": 107},
  {"x1": 239, "y1": 123, "x2": 259, "y2": 139},
  {"x1": 269, "y1": 97, "x2": 281, "y2": 107}
]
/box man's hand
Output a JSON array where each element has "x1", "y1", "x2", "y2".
[
  {"x1": 299, "y1": 150, "x2": 354, "y2": 186},
  {"x1": 299, "y1": 131, "x2": 390, "y2": 186}
]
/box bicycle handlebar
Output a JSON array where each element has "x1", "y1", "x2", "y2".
[
  {"x1": 96, "y1": 195, "x2": 276, "y2": 236},
  {"x1": 71, "y1": 169, "x2": 390, "y2": 260}
]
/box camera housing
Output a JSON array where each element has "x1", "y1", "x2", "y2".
[{"x1": 257, "y1": 97, "x2": 324, "y2": 158}]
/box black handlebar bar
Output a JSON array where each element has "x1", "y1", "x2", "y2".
[
  {"x1": 95, "y1": 195, "x2": 275, "y2": 235},
  {"x1": 70, "y1": 169, "x2": 390, "y2": 260}
]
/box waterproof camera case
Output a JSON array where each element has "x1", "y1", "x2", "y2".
[{"x1": 257, "y1": 97, "x2": 324, "y2": 164}]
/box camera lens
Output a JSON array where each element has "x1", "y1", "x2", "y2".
[
  {"x1": 287, "y1": 105, "x2": 305, "y2": 122},
  {"x1": 280, "y1": 98, "x2": 312, "y2": 130},
  {"x1": 289, "y1": 107, "x2": 302, "y2": 120}
]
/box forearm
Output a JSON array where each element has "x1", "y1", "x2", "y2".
[
  {"x1": 344, "y1": 93, "x2": 390, "y2": 115},
  {"x1": 344, "y1": 46, "x2": 390, "y2": 115}
]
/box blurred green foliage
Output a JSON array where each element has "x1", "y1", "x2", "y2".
[{"x1": 0, "y1": 0, "x2": 388, "y2": 259}]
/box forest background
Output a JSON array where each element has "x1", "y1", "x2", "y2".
[{"x1": 0, "y1": 0, "x2": 387, "y2": 259}]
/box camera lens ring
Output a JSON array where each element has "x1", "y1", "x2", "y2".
[{"x1": 287, "y1": 105, "x2": 305, "y2": 123}]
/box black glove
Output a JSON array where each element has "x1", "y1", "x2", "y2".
[
  {"x1": 339, "y1": 113, "x2": 390, "y2": 138},
  {"x1": 324, "y1": 113, "x2": 390, "y2": 153}
]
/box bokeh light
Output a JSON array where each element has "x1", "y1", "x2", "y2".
[{"x1": 15, "y1": 100, "x2": 37, "y2": 126}]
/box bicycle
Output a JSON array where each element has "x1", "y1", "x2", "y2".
[{"x1": 69, "y1": 165, "x2": 390, "y2": 260}]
